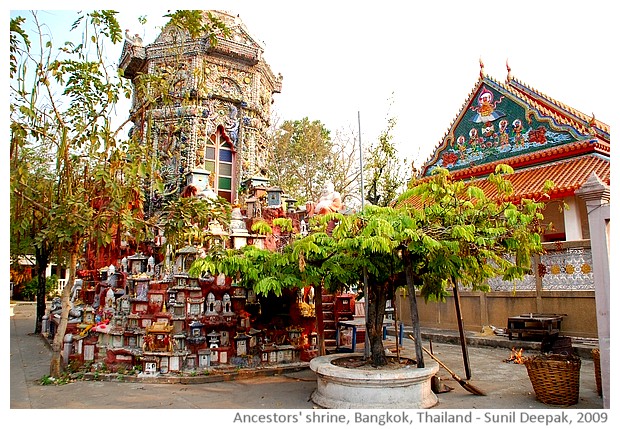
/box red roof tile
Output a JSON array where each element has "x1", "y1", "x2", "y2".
[
  {"x1": 400, "y1": 155, "x2": 609, "y2": 207},
  {"x1": 465, "y1": 155, "x2": 608, "y2": 202},
  {"x1": 449, "y1": 139, "x2": 609, "y2": 181}
]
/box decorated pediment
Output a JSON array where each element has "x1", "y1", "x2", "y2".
[
  {"x1": 152, "y1": 11, "x2": 262, "y2": 55},
  {"x1": 423, "y1": 77, "x2": 590, "y2": 176},
  {"x1": 153, "y1": 24, "x2": 189, "y2": 45},
  {"x1": 228, "y1": 25, "x2": 262, "y2": 51}
]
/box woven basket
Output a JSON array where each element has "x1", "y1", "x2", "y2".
[
  {"x1": 524, "y1": 354, "x2": 581, "y2": 406},
  {"x1": 592, "y1": 348, "x2": 602, "y2": 396}
]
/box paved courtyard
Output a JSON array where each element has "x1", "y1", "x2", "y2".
[{"x1": 10, "y1": 301, "x2": 603, "y2": 424}]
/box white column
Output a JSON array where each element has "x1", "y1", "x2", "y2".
[
  {"x1": 575, "y1": 174, "x2": 610, "y2": 408},
  {"x1": 563, "y1": 196, "x2": 583, "y2": 241}
]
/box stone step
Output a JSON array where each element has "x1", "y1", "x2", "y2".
[
  {"x1": 324, "y1": 338, "x2": 337, "y2": 347},
  {"x1": 324, "y1": 329, "x2": 336, "y2": 339}
]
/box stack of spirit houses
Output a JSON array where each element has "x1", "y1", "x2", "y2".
[{"x1": 49, "y1": 201, "x2": 321, "y2": 376}]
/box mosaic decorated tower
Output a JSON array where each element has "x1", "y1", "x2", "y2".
[{"x1": 119, "y1": 11, "x2": 282, "y2": 210}]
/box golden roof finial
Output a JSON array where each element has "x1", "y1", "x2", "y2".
[
  {"x1": 506, "y1": 59, "x2": 512, "y2": 82},
  {"x1": 588, "y1": 113, "x2": 596, "y2": 125},
  {"x1": 479, "y1": 57, "x2": 485, "y2": 79},
  {"x1": 588, "y1": 113, "x2": 597, "y2": 134}
]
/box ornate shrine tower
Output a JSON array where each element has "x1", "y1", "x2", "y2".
[{"x1": 119, "y1": 11, "x2": 282, "y2": 210}]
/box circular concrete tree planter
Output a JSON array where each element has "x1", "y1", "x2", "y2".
[{"x1": 309, "y1": 353, "x2": 439, "y2": 409}]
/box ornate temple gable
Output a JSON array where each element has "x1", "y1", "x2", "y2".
[
  {"x1": 421, "y1": 74, "x2": 608, "y2": 177},
  {"x1": 507, "y1": 77, "x2": 610, "y2": 144}
]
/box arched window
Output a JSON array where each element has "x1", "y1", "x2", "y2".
[{"x1": 204, "y1": 126, "x2": 235, "y2": 203}]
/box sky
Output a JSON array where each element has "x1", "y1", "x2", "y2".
[{"x1": 7, "y1": 0, "x2": 617, "y2": 170}]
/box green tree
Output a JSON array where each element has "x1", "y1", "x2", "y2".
[
  {"x1": 393, "y1": 165, "x2": 548, "y2": 366},
  {"x1": 10, "y1": 10, "x2": 229, "y2": 378},
  {"x1": 189, "y1": 165, "x2": 548, "y2": 368},
  {"x1": 11, "y1": 10, "x2": 150, "y2": 377},
  {"x1": 10, "y1": 15, "x2": 56, "y2": 332},
  {"x1": 364, "y1": 114, "x2": 408, "y2": 207},
  {"x1": 10, "y1": 136, "x2": 56, "y2": 332},
  {"x1": 266, "y1": 117, "x2": 333, "y2": 205}
]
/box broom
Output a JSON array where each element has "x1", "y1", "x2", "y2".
[{"x1": 408, "y1": 334, "x2": 486, "y2": 396}]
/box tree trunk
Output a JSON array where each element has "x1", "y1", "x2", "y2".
[
  {"x1": 366, "y1": 280, "x2": 388, "y2": 366},
  {"x1": 314, "y1": 281, "x2": 325, "y2": 356},
  {"x1": 405, "y1": 262, "x2": 424, "y2": 367},
  {"x1": 49, "y1": 246, "x2": 77, "y2": 378},
  {"x1": 452, "y1": 280, "x2": 471, "y2": 379},
  {"x1": 34, "y1": 243, "x2": 51, "y2": 334},
  {"x1": 393, "y1": 288, "x2": 400, "y2": 361}
]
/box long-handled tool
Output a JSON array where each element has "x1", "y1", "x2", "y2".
[{"x1": 408, "y1": 335, "x2": 486, "y2": 396}]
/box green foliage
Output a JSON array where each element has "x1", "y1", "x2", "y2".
[
  {"x1": 397, "y1": 166, "x2": 546, "y2": 300},
  {"x1": 266, "y1": 117, "x2": 334, "y2": 204},
  {"x1": 250, "y1": 219, "x2": 273, "y2": 235},
  {"x1": 22, "y1": 275, "x2": 58, "y2": 301},
  {"x1": 272, "y1": 217, "x2": 293, "y2": 232},
  {"x1": 11, "y1": 10, "x2": 152, "y2": 263},
  {"x1": 39, "y1": 375, "x2": 55, "y2": 386},
  {"x1": 364, "y1": 111, "x2": 408, "y2": 207},
  {"x1": 157, "y1": 196, "x2": 231, "y2": 252},
  {"x1": 10, "y1": 16, "x2": 30, "y2": 80},
  {"x1": 187, "y1": 164, "x2": 548, "y2": 365},
  {"x1": 39, "y1": 373, "x2": 71, "y2": 386}
]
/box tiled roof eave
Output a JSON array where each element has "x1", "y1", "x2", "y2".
[
  {"x1": 401, "y1": 154, "x2": 609, "y2": 209},
  {"x1": 468, "y1": 156, "x2": 609, "y2": 202},
  {"x1": 484, "y1": 186, "x2": 586, "y2": 206},
  {"x1": 448, "y1": 139, "x2": 607, "y2": 181},
  {"x1": 507, "y1": 77, "x2": 610, "y2": 139}
]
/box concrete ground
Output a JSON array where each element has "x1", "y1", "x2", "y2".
[{"x1": 9, "y1": 301, "x2": 604, "y2": 422}]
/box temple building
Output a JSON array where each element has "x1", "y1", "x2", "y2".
[
  {"x1": 119, "y1": 11, "x2": 283, "y2": 210},
  {"x1": 417, "y1": 60, "x2": 609, "y2": 244},
  {"x1": 404, "y1": 62, "x2": 610, "y2": 405},
  {"x1": 399, "y1": 60, "x2": 609, "y2": 340}
]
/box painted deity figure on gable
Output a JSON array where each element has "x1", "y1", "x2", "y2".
[
  {"x1": 470, "y1": 88, "x2": 505, "y2": 124},
  {"x1": 512, "y1": 119, "x2": 525, "y2": 147},
  {"x1": 498, "y1": 119, "x2": 510, "y2": 150}
]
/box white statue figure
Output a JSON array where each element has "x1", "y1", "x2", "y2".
[
  {"x1": 147, "y1": 256, "x2": 155, "y2": 275},
  {"x1": 105, "y1": 287, "x2": 115, "y2": 309},
  {"x1": 311, "y1": 182, "x2": 342, "y2": 215},
  {"x1": 125, "y1": 30, "x2": 143, "y2": 46},
  {"x1": 300, "y1": 219, "x2": 308, "y2": 236},
  {"x1": 222, "y1": 293, "x2": 232, "y2": 314},
  {"x1": 107, "y1": 265, "x2": 117, "y2": 288}
]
